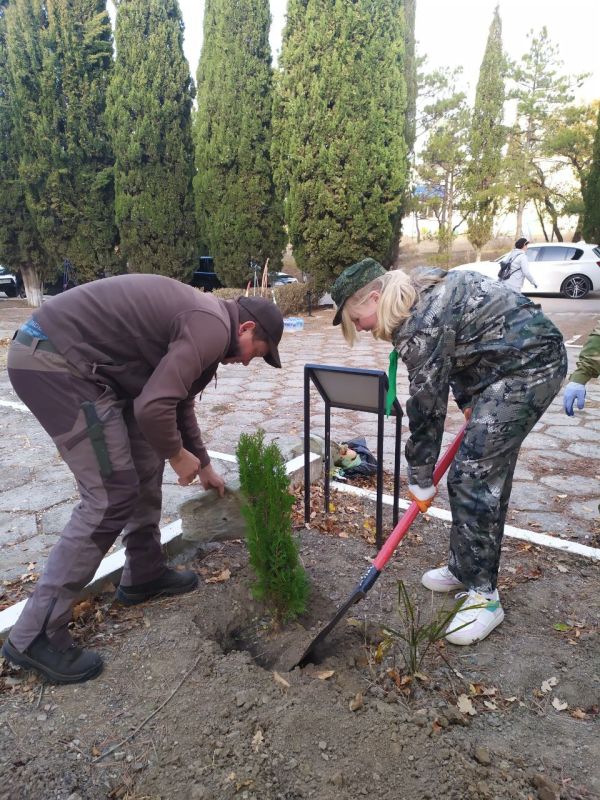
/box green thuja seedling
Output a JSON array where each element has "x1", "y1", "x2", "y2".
[
  {"x1": 380, "y1": 580, "x2": 476, "y2": 676},
  {"x1": 236, "y1": 430, "x2": 309, "y2": 625}
]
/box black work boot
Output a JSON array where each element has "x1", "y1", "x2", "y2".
[
  {"x1": 1, "y1": 634, "x2": 103, "y2": 684},
  {"x1": 116, "y1": 568, "x2": 198, "y2": 606}
]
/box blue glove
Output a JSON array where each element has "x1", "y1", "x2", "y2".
[{"x1": 563, "y1": 382, "x2": 586, "y2": 416}]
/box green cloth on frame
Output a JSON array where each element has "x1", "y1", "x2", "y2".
[{"x1": 385, "y1": 348, "x2": 398, "y2": 417}]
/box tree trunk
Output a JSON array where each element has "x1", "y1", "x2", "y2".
[
  {"x1": 414, "y1": 211, "x2": 421, "y2": 244},
  {"x1": 21, "y1": 265, "x2": 43, "y2": 308},
  {"x1": 475, "y1": 248, "x2": 482, "y2": 262},
  {"x1": 533, "y1": 200, "x2": 549, "y2": 242},
  {"x1": 515, "y1": 201, "x2": 524, "y2": 239}
]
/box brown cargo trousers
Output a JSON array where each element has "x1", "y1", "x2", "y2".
[{"x1": 7, "y1": 336, "x2": 167, "y2": 651}]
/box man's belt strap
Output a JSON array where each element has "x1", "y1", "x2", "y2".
[{"x1": 13, "y1": 329, "x2": 58, "y2": 353}]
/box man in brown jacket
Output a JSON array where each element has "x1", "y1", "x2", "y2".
[{"x1": 2, "y1": 274, "x2": 284, "y2": 683}]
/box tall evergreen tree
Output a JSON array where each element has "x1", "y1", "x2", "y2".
[
  {"x1": 464, "y1": 5, "x2": 506, "y2": 260},
  {"x1": 3, "y1": 0, "x2": 120, "y2": 304},
  {"x1": 582, "y1": 106, "x2": 600, "y2": 243},
  {"x1": 107, "y1": 0, "x2": 196, "y2": 276},
  {"x1": 2, "y1": 0, "x2": 51, "y2": 305},
  {"x1": 41, "y1": 0, "x2": 121, "y2": 281},
  {"x1": 273, "y1": 0, "x2": 408, "y2": 290},
  {"x1": 505, "y1": 27, "x2": 585, "y2": 238},
  {"x1": 194, "y1": 0, "x2": 285, "y2": 288}
]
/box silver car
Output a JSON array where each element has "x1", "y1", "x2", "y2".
[{"x1": 453, "y1": 242, "x2": 600, "y2": 299}]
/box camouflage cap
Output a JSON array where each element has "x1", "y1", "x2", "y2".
[{"x1": 331, "y1": 258, "x2": 386, "y2": 326}]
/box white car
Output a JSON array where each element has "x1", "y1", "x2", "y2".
[
  {"x1": 453, "y1": 242, "x2": 600, "y2": 299},
  {"x1": 0, "y1": 265, "x2": 19, "y2": 298}
]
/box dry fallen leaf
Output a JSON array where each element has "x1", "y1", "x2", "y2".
[
  {"x1": 483, "y1": 700, "x2": 498, "y2": 711},
  {"x1": 316, "y1": 670, "x2": 335, "y2": 680},
  {"x1": 273, "y1": 671, "x2": 290, "y2": 690},
  {"x1": 205, "y1": 568, "x2": 231, "y2": 584},
  {"x1": 541, "y1": 676, "x2": 558, "y2": 694},
  {"x1": 251, "y1": 730, "x2": 264, "y2": 752},
  {"x1": 570, "y1": 708, "x2": 588, "y2": 720},
  {"x1": 457, "y1": 694, "x2": 477, "y2": 716},
  {"x1": 349, "y1": 693, "x2": 363, "y2": 712},
  {"x1": 552, "y1": 697, "x2": 568, "y2": 712}
]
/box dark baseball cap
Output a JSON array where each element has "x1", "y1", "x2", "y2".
[
  {"x1": 330, "y1": 258, "x2": 386, "y2": 325},
  {"x1": 237, "y1": 296, "x2": 283, "y2": 368}
]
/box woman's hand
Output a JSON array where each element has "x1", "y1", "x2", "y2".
[{"x1": 408, "y1": 483, "x2": 437, "y2": 513}]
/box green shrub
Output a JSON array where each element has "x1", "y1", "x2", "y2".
[{"x1": 236, "y1": 430, "x2": 309, "y2": 625}]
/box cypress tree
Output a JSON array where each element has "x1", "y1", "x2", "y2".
[
  {"x1": 464, "y1": 5, "x2": 506, "y2": 260},
  {"x1": 2, "y1": 0, "x2": 50, "y2": 305},
  {"x1": 107, "y1": 0, "x2": 196, "y2": 277},
  {"x1": 194, "y1": 0, "x2": 285, "y2": 288},
  {"x1": 273, "y1": 0, "x2": 408, "y2": 291},
  {"x1": 582, "y1": 106, "x2": 600, "y2": 243},
  {"x1": 41, "y1": 0, "x2": 120, "y2": 281}
]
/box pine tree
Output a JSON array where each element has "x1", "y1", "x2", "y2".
[
  {"x1": 194, "y1": 0, "x2": 285, "y2": 288},
  {"x1": 464, "y1": 5, "x2": 506, "y2": 260},
  {"x1": 273, "y1": 0, "x2": 408, "y2": 291},
  {"x1": 505, "y1": 27, "x2": 586, "y2": 238},
  {"x1": 107, "y1": 0, "x2": 196, "y2": 276},
  {"x1": 582, "y1": 106, "x2": 600, "y2": 243}
]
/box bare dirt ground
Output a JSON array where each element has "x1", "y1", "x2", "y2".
[{"x1": 1, "y1": 488, "x2": 598, "y2": 800}]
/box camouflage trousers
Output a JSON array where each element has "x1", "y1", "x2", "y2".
[
  {"x1": 447, "y1": 343, "x2": 567, "y2": 592},
  {"x1": 7, "y1": 337, "x2": 167, "y2": 652}
]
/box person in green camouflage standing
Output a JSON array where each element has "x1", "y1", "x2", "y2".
[
  {"x1": 563, "y1": 322, "x2": 600, "y2": 416},
  {"x1": 331, "y1": 259, "x2": 567, "y2": 646}
]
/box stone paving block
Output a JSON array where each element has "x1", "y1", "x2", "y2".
[
  {"x1": 508, "y1": 482, "x2": 555, "y2": 512},
  {"x1": 567, "y1": 499, "x2": 599, "y2": 523},
  {"x1": 0, "y1": 512, "x2": 37, "y2": 543},
  {"x1": 0, "y1": 478, "x2": 77, "y2": 513},
  {"x1": 40, "y1": 504, "x2": 74, "y2": 536},
  {"x1": 510, "y1": 511, "x2": 582, "y2": 538},
  {"x1": 549, "y1": 425, "x2": 595, "y2": 441},
  {"x1": 540, "y1": 475, "x2": 599, "y2": 495},
  {"x1": 566, "y1": 442, "x2": 600, "y2": 460}
]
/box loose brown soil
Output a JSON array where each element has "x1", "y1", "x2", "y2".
[{"x1": 1, "y1": 496, "x2": 599, "y2": 800}]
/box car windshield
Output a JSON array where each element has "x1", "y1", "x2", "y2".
[{"x1": 0, "y1": 266, "x2": 10, "y2": 275}]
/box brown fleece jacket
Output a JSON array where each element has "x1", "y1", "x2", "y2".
[{"x1": 34, "y1": 274, "x2": 241, "y2": 466}]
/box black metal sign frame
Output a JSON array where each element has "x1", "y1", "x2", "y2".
[{"x1": 303, "y1": 364, "x2": 403, "y2": 550}]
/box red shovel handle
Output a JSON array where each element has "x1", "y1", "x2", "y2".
[{"x1": 372, "y1": 422, "x2": 467, "y2": 572}]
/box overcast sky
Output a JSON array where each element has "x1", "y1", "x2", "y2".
[{"x1": 173, "y1": 0, "x2": 599, "y2": 103}]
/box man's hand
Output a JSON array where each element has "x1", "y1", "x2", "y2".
[
  {"x1": 408, "y1": 483, "x2": 437, "y2": 513},
  {"x1": 199, "y1": 463, "x2": 225, "y2": 497},
  {"x1": 169, "y1": 448, "x2": 201, "y2": 486},
  {"x1": 563, "y1": 382, "x2": 586, "y2": 416}
]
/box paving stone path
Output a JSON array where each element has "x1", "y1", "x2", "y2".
[{"x1": 0, "y1": 300, "x2": 598, "y2": 582}]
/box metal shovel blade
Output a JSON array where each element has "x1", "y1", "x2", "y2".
[{"x1": 295, "y1": 565, "x2": 380, "y2": 668}]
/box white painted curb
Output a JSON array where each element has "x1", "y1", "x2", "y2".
[{"x1": 331, "y1": 481, "x2": 600, "y2": 561}]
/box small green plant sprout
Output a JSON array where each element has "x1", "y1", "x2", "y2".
[
  {"x1": 379, "y1": 581, "x2": 479, "y2": 677},
  {"x1": 236, "y1": 430, "x2": 309, "y2": 625}
]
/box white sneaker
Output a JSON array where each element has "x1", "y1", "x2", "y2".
[
  {"x1": 421, "y1": 565, "x2": 465, "y2": 593},
  {"x1": 445, "y1": 590, "x2": 504, "y2": 646}
]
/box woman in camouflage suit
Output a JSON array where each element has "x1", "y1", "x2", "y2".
[{"x1": 331, "y1": 259, "x2": 567, "y2": 645}]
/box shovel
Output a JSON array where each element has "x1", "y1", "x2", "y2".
[{"x1": 293, "y1": 422, "x2": 467, "y2": 669}]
